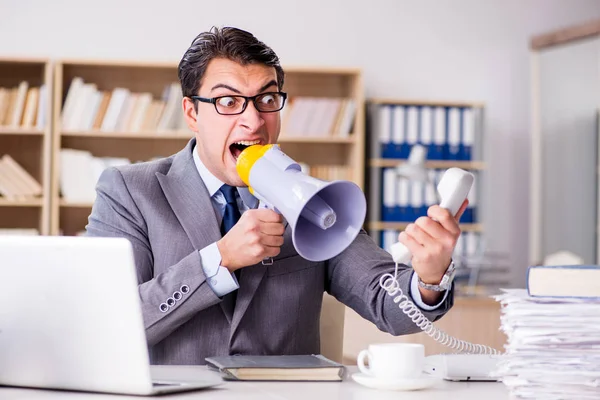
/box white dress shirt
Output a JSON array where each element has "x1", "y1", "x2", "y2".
[{"x1": 192, "y1": 145, "x2": 447, "y2": 310}]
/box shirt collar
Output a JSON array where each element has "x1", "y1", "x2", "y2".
[{"x1": 192, "y1": 143, "x2": 259, "y2": 208}]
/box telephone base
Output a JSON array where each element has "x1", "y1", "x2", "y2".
[{"x1": 424, "y1": 354, "x2": 501, "y2": 382}]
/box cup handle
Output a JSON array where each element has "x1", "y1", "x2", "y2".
[{"x1": 357, "y1": 350, "x2": 372, "y2": 376}]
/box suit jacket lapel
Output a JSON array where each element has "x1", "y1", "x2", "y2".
[{"x1": 156, "y1": 139, "x2": 235, "y2": 322}]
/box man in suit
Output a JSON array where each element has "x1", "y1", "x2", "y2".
[{"x1": 86, "y1": 26, "x2": 468, "y2": 365}]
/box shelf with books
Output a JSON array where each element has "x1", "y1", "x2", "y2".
[
  {"x1": 60, "y1": 130, "x2": 193, "y2": 139},
  {"x1": 50, "y1": 61, "x2": 364, "y2": 236},
  {"x1": 0, "y1": 58, "x2": 52, "y2": 235},
  {"x1": 58, "y1": 130, "x2": 357, "y2": 144},
  {"x1": 365, "y1": 98, "x2": 486, "y2": 268}
]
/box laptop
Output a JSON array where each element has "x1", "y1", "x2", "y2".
[{"x1": 0, "y1": 235, "x2": 223, "y2": 395}]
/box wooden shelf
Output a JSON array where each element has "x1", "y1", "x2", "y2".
[
  {"x1": 0, "y1": 198, "x2": 43, "y2": 207},
  {"x1": 0, "y1": 58, "x2": 52, "y2": 234},
  {"x1": 369, "y1": 159, "x2": 486, "y2": 170},
  {"x1": 0, "y1": 127, "x2": 45, "y2": 136},
  {"x1": 61, "y1": 130, "x2": 192, "y2": 139},
  {"x1": 278, "y1": 136, "x2": 355, "y2": 144},
  {"x1": 281, "y1": 66, "x2": 361, "y2": 75},
  {"x1": 60, "y1": 200, "x2": 94, "y2": 208},
  {"x1": 59, "y1": 131, "x2": 355, "y2": 144},
  {"x1": 368, "y1": 221, "x2": 483, "y2": 232},
  {"x1": 368, "y1": 98, "x2": 484, "y2": 108}
]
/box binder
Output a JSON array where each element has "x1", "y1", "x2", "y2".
[
  {"x1": 381, "y1": 168, "x2": 397, "y2": 221},
  {"x1": 392, "y1": 106, "x2": 408, "y2": 159},
  {"x1": 409, "y1": 180, "x2": 425, "y2": 221},
  {"x1": 378, "y1": 105, "x2": 395, "y2": 158},
  {"x1": 406, "y1": 106, "x2": 419, "y2": 159},
  {"x1": 397, "y1": 178, "x2": 410, "y2": 221},
  {"x1": 419, "y1": 106, "x2": 433, "y2": 160},
  {"x1": 461, "y1": 107, "x2": 474, "y2": 161},
  {"x1": 382, "y1": 229, "x2": 398, "y2": 254},
  {"x1": 463, "y1": 172, "x2": 477, "y2": 223},
  {"x1": 447, "y1": 107, "x2": 461, "y2": 160},
  {"x1": 431, "y1": 107, "x2": 446, "y2": 160}
]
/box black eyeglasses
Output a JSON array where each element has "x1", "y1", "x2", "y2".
[{"x1": 190, "y1": 91, "x2": 287, "y2": 115}]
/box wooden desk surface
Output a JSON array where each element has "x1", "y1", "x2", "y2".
[{"x1": 0, "y1": 365, "x2": 508, "y2": 399}]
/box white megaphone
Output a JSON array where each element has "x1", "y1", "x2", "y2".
[{"x1": 236, "y1": 144, "x2": 367, "y2": 262}]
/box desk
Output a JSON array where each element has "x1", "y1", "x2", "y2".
[{"x1": 0, "y1": 366, "x2": 508, "y2": 399}]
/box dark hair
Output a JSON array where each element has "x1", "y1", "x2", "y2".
[{"x1": 178, "y1": 26, "x2": 285, "y2": 103}]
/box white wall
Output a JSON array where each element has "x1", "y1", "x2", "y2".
[{"x1": 2, "y1": 0, "x2": 599, "y2": 286}]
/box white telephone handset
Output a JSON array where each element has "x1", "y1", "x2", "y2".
[
  {"x1": 390, "y1": 168, "x2": 474, "y2": 265},
  {"x1": 381, "y1": 168, "x2": 501, "y2": 381}
]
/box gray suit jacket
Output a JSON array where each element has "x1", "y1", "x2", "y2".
[{"x1": 86, "y1": 138, "x2": 454, "y2": 365}]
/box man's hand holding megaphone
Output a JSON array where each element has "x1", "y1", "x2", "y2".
[{"x1": 216, "y1": 209, "x2": 285, "y2": 273}]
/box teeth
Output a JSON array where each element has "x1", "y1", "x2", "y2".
[{"x1": 234, "y1": 140, "x2": 260, "y2": 146}]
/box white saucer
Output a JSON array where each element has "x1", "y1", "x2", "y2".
[{"x1": 351, "y1": 373, "x2": 441, "y2": 391}]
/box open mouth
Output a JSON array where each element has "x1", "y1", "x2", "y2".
[{"x1": 230, "y1": 140, "x2": 261, "y2": 161}]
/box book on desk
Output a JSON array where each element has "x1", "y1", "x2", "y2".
[
  {"x1": 527, "y1": 264, "x2": 600, "y2": 298},
  {"x1": 204, "y1": 354, "x2": 345, "y2": 381}
]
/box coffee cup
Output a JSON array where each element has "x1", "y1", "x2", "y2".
[{"x1": 357, "y1": 343, "x2": 425, "y2": 380}]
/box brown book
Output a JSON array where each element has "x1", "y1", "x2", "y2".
[
  {"x1": 0, "y1": 89, "x2": 7, "y2": 126},
  {"x1": 204, "y1": 355, "x2": 344, "y2": 381},
  {"x1": 527, "y1": 265, "x2": 600, "y2": 298},
  {"x1": 92, "y1": 91, "x2": 112, "y2": 130},
  {"x1": 2, "y1": 88, "x2": 18, "y2": 126},
  {"x1": 10, "y1": 81, "x2": 29, "y2": 127},
  {"x1": 141, "y1": 100, "x2": 165, "y2": 132},
  {"x1": 21, "y1": 87, "x2": 39, "y2": 128}
]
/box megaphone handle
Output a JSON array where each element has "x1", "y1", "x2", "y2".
[{"x1": 258, "y1": 202, "x2": 276, "y2": 265}]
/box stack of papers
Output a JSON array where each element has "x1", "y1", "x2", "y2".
[{"x1": 494, "y1": 289, "x2": 600, "y2": 399}]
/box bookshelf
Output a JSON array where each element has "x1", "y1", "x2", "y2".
[
  {"x1": 0, "y1": 58, "x2": 52, "y2": 235},
  {"x1": 49, "y1": 59, "x2": 365, "y2": 241},
  {"x1": 365, "y1": 98, "x2": 487, "y2": 283},
  {"x1": 46, "y1": 59, "x2": 363, "y2": 362}
]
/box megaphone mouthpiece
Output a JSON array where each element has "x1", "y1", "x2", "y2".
[{"x1": 236, "y1": 144, "x2": 275, "y2": 188}]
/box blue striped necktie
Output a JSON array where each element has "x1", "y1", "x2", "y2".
[
  {"x1": 220, "y1": 184, "x2": 241, "y2": 236},
  {"x1": 219, "y1": 184, "x2": 242, "y2": 293}
]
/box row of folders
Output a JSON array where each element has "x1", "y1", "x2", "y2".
[
  {"x1": 380, "y1": 168, "x2": 478, "y2": 223},
  {"x1": 370, "y1": 104, "x2": 482, "y2": 160}
]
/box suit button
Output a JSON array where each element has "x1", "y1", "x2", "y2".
[
  {"x1": 166, "y1": 297, "x2": 175, "y2": 307},
  {"x1": 180, "y1": 285, "x2": 190, "y2": 294},
  {"x1": 159, "y1": 303, "x2": 169, "y2": 313},
  {"x1": 173, "y1": 291, "x2": 182, "y2": 301}
]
